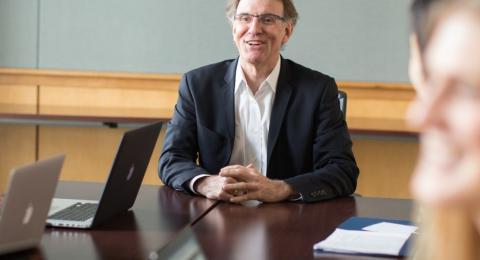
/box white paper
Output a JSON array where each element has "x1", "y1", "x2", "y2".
[
  {"x1": 313, "y1": 229, "x2": 409, "y2": 256},
  {"x1": 362, "y1": 222, "x2": 417, "y2": 238}
]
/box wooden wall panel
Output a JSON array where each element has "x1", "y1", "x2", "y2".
[
  {"x1": 38, "y1": 125, "x2": 165, "y2": 186},
  {"x1": 340, "y1": 82, "x2": 414, "y2": 121},
  {"x1": 0, "y1": 68, "x2": 180, "y2": 89},
  {"x1": 0, "y1": 125, "x2": 36, "y2": 192},
  {"x1": 0, "y1": 85, "x2": 37, "y2": 114},
  {"x1": 348, "y1": 99, "x2": 411, "y2": 120},
  {"x1": 0, "y1": 69, "x2": 417, "y2": 133},
  {"x1": 353, "y1": 138, "x2": 419, "y2": 199},
  {"x1": 39, "y1": 86, "x2": 176, "y2": 118},
  {"x1": 0, "y1": 68, "x2": 422, "y2": 199}
]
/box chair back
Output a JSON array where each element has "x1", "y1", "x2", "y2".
[{"x1": 338, "y1": 90, "x2": 347, "y2": 118}]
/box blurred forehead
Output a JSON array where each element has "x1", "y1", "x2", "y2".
[
  {"x1": 236, "y1": 0, "x2": 284, "y2": 15},
  {"x1": 426, "y1": 11, "x2": 480, "y2": 84}
]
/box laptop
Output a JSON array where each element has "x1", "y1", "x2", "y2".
[
  {"x1": 47, "y1": 121, "x2": 162, "y2": 229},
  {"x1": 0, "y1": 155, "x2": 64, "y2": 255}
]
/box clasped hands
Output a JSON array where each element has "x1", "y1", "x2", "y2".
[{"x1": 195, "y1": 164, "x2": 295, "y2": 203}]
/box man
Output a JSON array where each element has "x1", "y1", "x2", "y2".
[{"x1": 159, "y1": 0, "x2": 358, "y2": 203}]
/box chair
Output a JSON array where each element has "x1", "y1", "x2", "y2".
[
  {"x1": 337, "y1": 90, "x2": 347, "y2": 118},
  {"x1": 338, "y1": 90, "x2": 360, "y2": 196}
]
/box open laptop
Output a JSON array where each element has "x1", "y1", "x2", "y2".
[
  {"x1": 47, "y1": 121, "x2": 162, "y2": 229},
  {"x1": 0, "y1": 155, "x2": 64, "y2": 255}
]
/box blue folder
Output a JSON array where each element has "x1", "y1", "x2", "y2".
[{"x1": 315, "y1": 216, "x2": 415, "y2": 257}]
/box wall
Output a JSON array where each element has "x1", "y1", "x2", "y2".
[
  {"x1": 0, "y1": 0, "x2": 38, "y2": 68},
  {"x1": 0, "y1": 1, "x2": 416, "y2": 198},
  {"x1": 0, "y1": 0, "x2": 411, "y2": 82}
]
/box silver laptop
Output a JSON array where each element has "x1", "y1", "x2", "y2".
[
  {"x1": 47, "y1": 122, "x2": 162, "y2": 229},
  {"x1": 0, "y1": 155, "x2": 64, "y2": 255}
]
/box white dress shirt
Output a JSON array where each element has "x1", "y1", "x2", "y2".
[
  {"x1": 188, "y1": 57, "x2": 281, "y2": 193},
  {"x1": 229, "y1": 58, "x2": 280, "y2": 176}
]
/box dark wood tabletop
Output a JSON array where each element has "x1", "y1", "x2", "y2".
[
  {"x1": 2, "y1": 182, "x2": 413, "y2": 260},
  {"x1": 3, "y1": 181, "x2": 216, "y2": 260},
  {"x1": 192, "y1": 196, "x2": 413, "y2": 260}
]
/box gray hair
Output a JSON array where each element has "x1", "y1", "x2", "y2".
[{"x1": 225, "y1": 0, "x2": 298, "y2": 26}]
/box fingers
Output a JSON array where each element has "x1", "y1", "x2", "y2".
[
  {"x1": 230, "y1": 192, "x2": 256, "y2": 203},
  {"x1": 198, "y1": 176, "x2": 239, "y2": 201},
  {"x1": 222, "y1": 182, "x2": 260, "y2": 203},
  {"x1": 217, "y1": 191, "x2": 234, "y2": 202},
  {"x1": 223, "y1": 177, "x2": 238, "y2": 184},
  {"x1": 219, "y1": 165, "x2": 258, "y2": 181},
  {"x1": 197, "y1": 167, "x2": 267, "y2": 203},
  {"x1": 221, "y1": 180, "x2": 248, "y2": 198},
  {"x1": 204, "y1": 182, "x2": 233, "y2": 201},
  {"x1": 223, "y1": 182, "x2": 257, "y2": 193},
  {"x1": 204, "y1": 190, "x2": 233, "y2": 202}
]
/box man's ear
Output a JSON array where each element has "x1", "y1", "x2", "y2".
[
  {"x1": 232, "y1": 19, "x2": 237, "y2": 37},
  {"x1": 282, "y1": 23, "x2": 293, "y2": 45}
]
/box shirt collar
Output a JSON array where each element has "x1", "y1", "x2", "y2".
[{"x1": 234, "y1": 57, "x2": 281, "y2": 95}]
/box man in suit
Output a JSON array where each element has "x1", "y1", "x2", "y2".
[{"x1": 159, "y1": 0, "x2": 359, "y2": 203}]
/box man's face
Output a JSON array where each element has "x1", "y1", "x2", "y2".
[
  {"x1": 409, "y1": 12, "x2": 480, "y2": 207},
  {"x1": 232, "y1": 0, "x2": 292, "y2": 68}
]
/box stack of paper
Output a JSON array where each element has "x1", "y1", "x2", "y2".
[{"x1": 313, "y1": 220, "x2": 417, "y2": 256}]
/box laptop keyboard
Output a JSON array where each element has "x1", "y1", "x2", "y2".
[{"x1": 49, "y1": 202, "x2": 98, "y2": 221}]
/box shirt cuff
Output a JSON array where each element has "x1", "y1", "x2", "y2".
[
  {"x1": 189, "y1": 174, "x2": 212, "y2": 195},
  {"x1": 288, "y1": 193, "x2": 303, "y2": 201}
]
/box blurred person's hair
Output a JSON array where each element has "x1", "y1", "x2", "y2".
[
  {"x1": 411, "y1": 207, "x2": 480, "y2": 260},
  {"x1": 410, "y1": 0, "x2": 438, "y2": 52}
]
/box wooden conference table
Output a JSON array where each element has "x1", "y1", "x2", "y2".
[
  {"x1": 194, "y1": 196, "x2": 412, "y2": 260},
  {"x1": 5, "y1": 182, "x2": 412, "y2": 260}
]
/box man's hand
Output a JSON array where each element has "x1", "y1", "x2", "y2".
[
  {"x1": 195, "y1": 175, "x2": 239, "y2": 201},
  {"x1": 219, "y1": 164, "x2": 297, "y2": 203}
]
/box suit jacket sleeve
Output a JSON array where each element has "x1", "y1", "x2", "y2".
[
  {"x1": 283, "y1": 77, "x2": 359, "y2": 202},
  {"x1": 158, "y1": 73, "x2": 208, "y2": 193}
]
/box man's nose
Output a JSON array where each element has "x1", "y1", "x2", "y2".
[{"x1": 248, "y1": 17, "x2": 263, "y2": 33}]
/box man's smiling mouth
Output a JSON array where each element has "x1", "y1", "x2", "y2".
[{"x1": 246, "y1": 40, "x2": 264, "y2": 46}]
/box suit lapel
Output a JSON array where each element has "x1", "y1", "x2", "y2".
[
  {"x1": 221, "y1": 59, "x2": 238, "y2": 164},
  {"x1": 267, "y1": 59, "x2": 292, "y2": 169}
]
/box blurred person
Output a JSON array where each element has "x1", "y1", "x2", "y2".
[
  {"x1": 409, "y1": 0, "x2": 438, "y2": 98},
  {"x1": 408, "y1": 1, "x2": 480, "y2": 259}
]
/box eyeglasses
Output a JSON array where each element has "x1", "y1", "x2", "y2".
[{"x1": 234, "y1": 13, "x2": 287, "y2": 26}]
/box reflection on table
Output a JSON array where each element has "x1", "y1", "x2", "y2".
[{"x1": 192, "y1": 196, "x2": 412, "y2": 260}]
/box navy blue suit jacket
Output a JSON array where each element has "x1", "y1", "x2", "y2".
[{"x1": 159, "y1": 58, "x2": 359, "y2": 202}]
